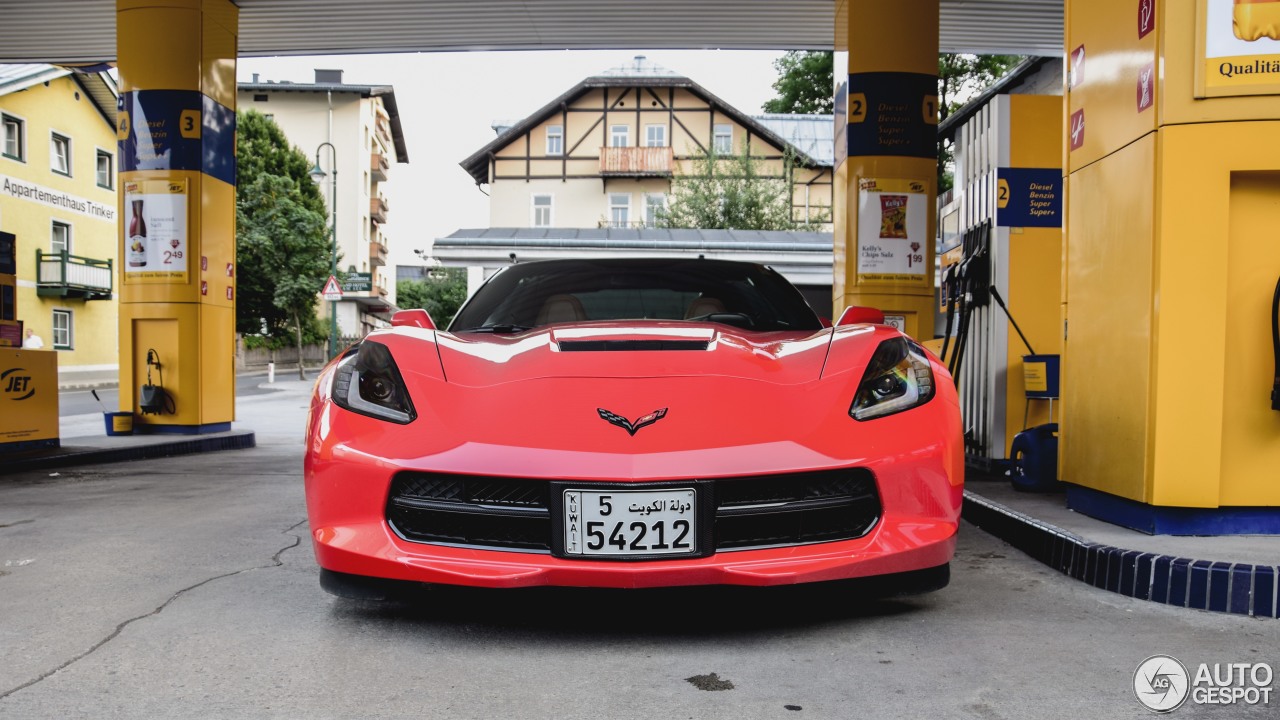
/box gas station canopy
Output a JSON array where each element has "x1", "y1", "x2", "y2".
[{"x1": 2, "y1": 0, "x2": 1063, "y2": 63}]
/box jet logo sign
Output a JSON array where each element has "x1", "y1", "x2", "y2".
[{"x1": 1, "y1": 367, "x2": 35, "y2": 400}]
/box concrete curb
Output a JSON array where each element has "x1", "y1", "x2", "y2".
[
  {"x1": 0, "y1": 431, "x2": 257, "y2": 474},
  {"x1": 963, "y1": 490, "x2": 1279, "y2": 618}
]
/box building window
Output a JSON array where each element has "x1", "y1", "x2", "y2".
[
  {"x1": 50, "y1": 133, "x2": 71, "y2": 175},
  {"x1": 713, "y1": 124, "x2": 733, "y2": 154},
  {"x1": 546, "y1": 125, "x2": 563, "y2": 156},
  {"x1": 2, "y1": 114, "x2": 24, "y2": 161},
  {"x1": 51, "y1": 221, "x2": 71, "y2": 254},
  {"x1": 532, "y1": 194, "x2": 553, "y2": 228},
  {"x1": 96, "y1": 150, "x2": 113, "y2": 189},
  {"x1": 645, "y1": 194, "x2": 666, "y2": 228},
  {"x1": 610, "y1": 125, "x2": 629, "y2": 148},
  {"x1": 645, "y1": 125, "x2": 666, "y2": 148},
  {"x1": 52, "y1": 309, "x2": 72, "y2": 349},
  {"x1": 609, "y1": 193, "x2": 630, "y2": 228}
]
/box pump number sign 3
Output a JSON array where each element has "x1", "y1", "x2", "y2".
[{"x1": 563, "y1": 489, "x2": 697, "y2": 557}]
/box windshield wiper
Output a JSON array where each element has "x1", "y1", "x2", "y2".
[
  {"x1": 684, "y1": 312, "x2": 756, "y2": 329},
  {"x1": 456, "y1": 323, "x2": 533, "y2": 333}
]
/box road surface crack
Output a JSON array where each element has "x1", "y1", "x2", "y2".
[{"x1": 0, "y1": 518, "x2": 306, "y2": 701}]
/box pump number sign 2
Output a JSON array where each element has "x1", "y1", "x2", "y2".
[{"x1": 856, "y1": 178, "x2": 928, "y2": 285}]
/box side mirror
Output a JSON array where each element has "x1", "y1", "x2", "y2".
[
  {"x1": 391, "y1": 308, "x2": 436, "y2": 330},
  {"x1": 836, "y1": 306, "x2": 885, "y2": 326}
]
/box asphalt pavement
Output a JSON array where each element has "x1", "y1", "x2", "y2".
[
  {"x1": 1, "y1": 380, "x2": 1276, "y2": 719},
  {"x1": 58, "y1": 372, "x2": 282, "y2": 417}
]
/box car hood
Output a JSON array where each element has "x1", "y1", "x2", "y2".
[{"x1": 432, "y1": 322, "x2": 836, "y2": 388}]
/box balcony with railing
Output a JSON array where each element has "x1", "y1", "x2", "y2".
[
  {"x1": 370, "y1": 151, "x2": 389, "y2": 182},
  {"x1": 36, "y1": 250, "x2": 112, "y2": 300},
  {"x1": 370, "y1": 239, "x2": 387, "y2": 267},
  {"x1": 370, "y1": 196, "x2": 389, "y2": 223},
  {"x1": 599, "y1": 146, "x2": 673, "y2": 176}
]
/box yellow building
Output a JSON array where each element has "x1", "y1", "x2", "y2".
[{"x1": 1, "y1": 65, "x2": 119, "y2": 386}]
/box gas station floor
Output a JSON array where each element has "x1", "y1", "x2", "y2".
[{"x1": 2, "y1": 388, "x2": 1274, "y2": 616}]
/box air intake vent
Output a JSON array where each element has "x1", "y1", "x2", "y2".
[{"x1": 558, "y1": 340, "x2": 709, "y2": 352}]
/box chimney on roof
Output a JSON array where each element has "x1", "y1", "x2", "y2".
[
  {"x1": 315, "y1": 69, "x2": 343, "y2": 85},
  {"x1": 252, "y1": 73, "x2": 259, "y2": 83}
]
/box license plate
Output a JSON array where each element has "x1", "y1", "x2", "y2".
[{"x1": 563, "y1": 488, "x2": 697, "y2": 557}]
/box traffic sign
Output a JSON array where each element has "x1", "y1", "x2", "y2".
[{"x1": 321, "y1": 275, "x2": 343, "y2": 301}]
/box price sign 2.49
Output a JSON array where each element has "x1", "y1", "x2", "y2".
[{"x1": 123, "y1": 178, "x2": 189, "y2": 283}]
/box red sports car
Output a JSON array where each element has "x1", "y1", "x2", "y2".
[{"x1": 304, "y1": 258, "x2": 962, "y2": 598}]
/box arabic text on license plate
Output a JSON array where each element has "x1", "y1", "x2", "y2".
[{"x1": 563, "y1": 489, "x2": 696, "y2": 557}]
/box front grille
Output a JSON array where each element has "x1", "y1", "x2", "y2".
[
  {"x1": 713, "y1": 468, "x2": 880, "y2": 550},
  {"x1": 386, "y1": 468, "x2": 881, "y2": 554},
  {"x1": 387, "y1": 473, "x2": 550, "y2": 551}
]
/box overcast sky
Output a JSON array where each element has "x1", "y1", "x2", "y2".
[{"x1": 236, "y1": 50, "x2": 786, "y2": 272}]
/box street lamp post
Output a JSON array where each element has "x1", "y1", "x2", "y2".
[{"x1": 309, "y1": 143, "x2": 338, "y2": 359}]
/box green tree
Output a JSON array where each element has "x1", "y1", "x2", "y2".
[
  {"x1": 762, "y1": 51, "x2": 834, "y2": 114},
  {"x1": 235, "y1": 110, "x2": 330, "y2": 342},
  {"x1": 661, "y1": 149, "x2": 824, "y2": 231},
  {"x1": 237, "y1": 173, "x2": 330, "y2": 379},
  {"x1": 937, "y1": 54, "x2": 1022, "y2": 122},
  {"x1": 396, "y1": 268, "x2": 468, "y2": 326}
]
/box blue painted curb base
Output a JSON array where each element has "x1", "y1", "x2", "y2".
[
  {"x1": 963, "y1": 490, "x2": 1279, "y2": 618},
  {"x1": 1066, "y1": 484, "x2": 1280, "y2": 535},
  {"x1": 0, "y1": 437, "x2": 60, "y2": 454},
  {"x1": 134, "y1": 422, "x2": 233, "y2": 435},
  {"x1": 0, "y1": 431, "x2": 255, "y2": 475}
]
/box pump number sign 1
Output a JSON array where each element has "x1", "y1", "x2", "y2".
[{"x1": 856, "y1": 178, "x2": 929, "y2": 285}]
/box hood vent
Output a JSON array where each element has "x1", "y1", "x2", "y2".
[{"x1": 558, "y1": 340, "x2": 710, "y2": 352}]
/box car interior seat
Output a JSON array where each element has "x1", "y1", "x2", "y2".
[
  {"x1": 537, "y1": 294, "x2": 588, "y2": 325},
  {"x1": 684, "y1": 296, "x2": 726, "y2": 319}
]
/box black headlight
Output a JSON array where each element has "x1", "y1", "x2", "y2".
[
  {"x1": 331, "y1": 341, "x2": 416, "y2": 424},
  {"x1": 849, "y1": 337, "x2": 936, "y2": 421}
]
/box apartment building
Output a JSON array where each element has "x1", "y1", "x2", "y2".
[
  {"x1": 461, "y1": 57, "x2": 833, "y2": 231},
  {"x1": 1, "y1": 64, "x2": 119, "y2": 385},
  {"x1": 237, "y1": 69, "x2": 407, "y2": 338},
  {"x1": 432, "y1": 58, "x2": 836, "y2": 316}
]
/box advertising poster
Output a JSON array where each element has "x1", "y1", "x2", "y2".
[
  {"x1": 856, "y1": 178, "x2": 929, "y2": 284},
  {"x1": 1197, "y1": 0, "x2": 1280, "y2": 97},
  {"x1": 123, "y1": 179, "x2": 188, "y2": 283}
]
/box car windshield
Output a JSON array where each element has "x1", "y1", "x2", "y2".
[{"x1": 449, "y1": 258, "x2": 822, "y2": 333}]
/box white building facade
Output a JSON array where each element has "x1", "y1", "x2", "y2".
[{"x1": 237, "y1": 69, "x2": 407, "y2": 338}]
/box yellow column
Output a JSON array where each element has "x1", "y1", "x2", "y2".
[
  {"x1": 116, "y1": 0, "x2": 238, "y2": 433},
  {"x1": 834, "y1": 0, "x2": 939, "y2": 339},
  {"x1": 1063, "y1": 0, "x2": 1280, "y2": 531}
]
